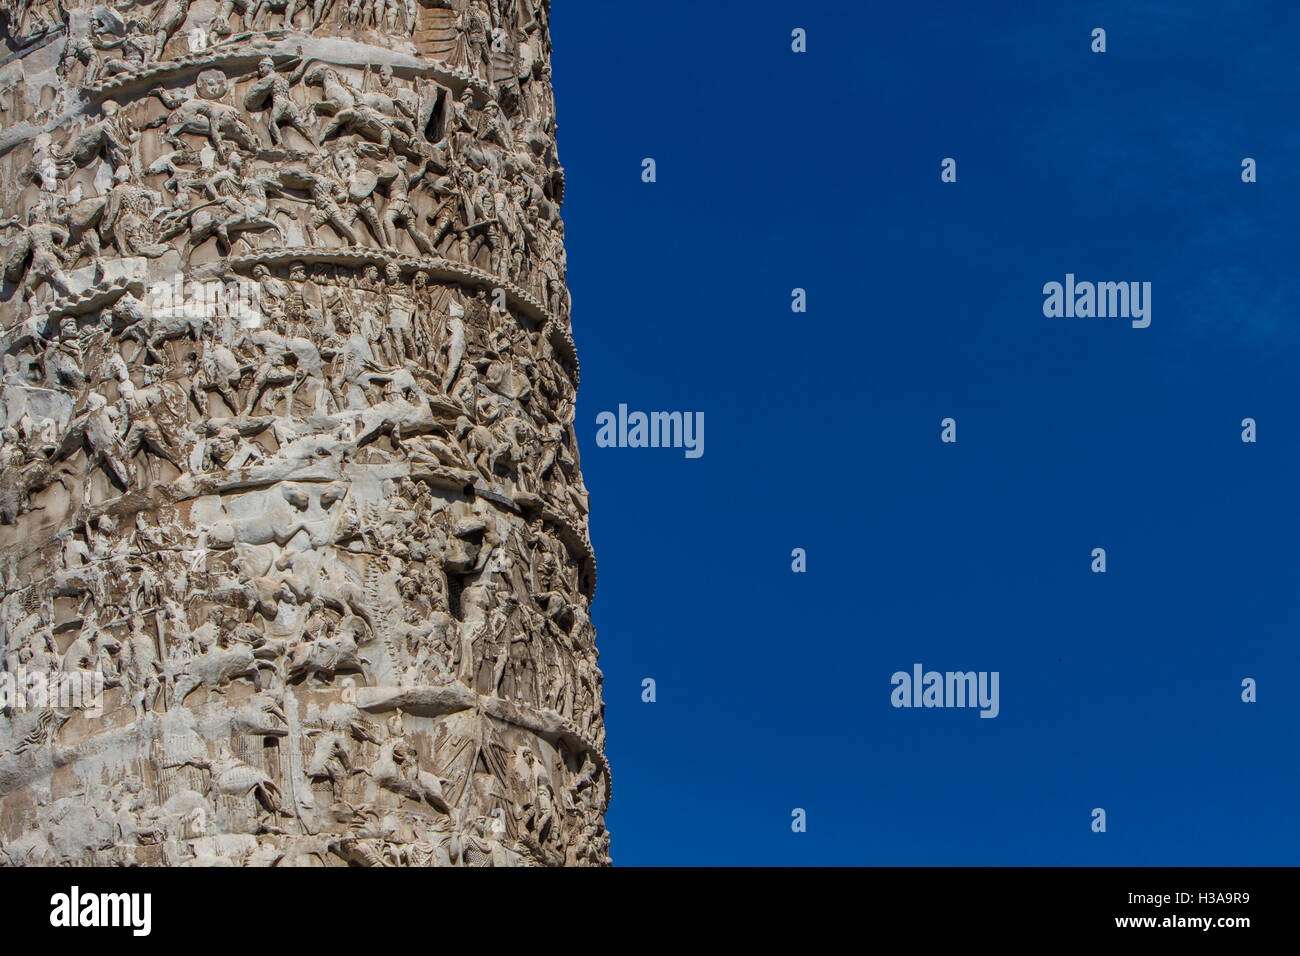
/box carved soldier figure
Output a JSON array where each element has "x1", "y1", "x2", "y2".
[
  {"x1": 371, "y1": 64, "x2": 422, "y2": 127},
  {"x1": 462, "y1": 167, "x2": 503, "y2": 274},
  {"x1": 4, "y1": 203, "x2": 74, "y2": 299},
  {"x1": 478, "y1": 99, "x2": 514, "y2": 151},
  {"x1": 95, "y1": 19, "x2": 152, "y2": 78},
  {"x1": 285, "y1": 154, "x2": 360, "y2": 246},
  {"x1": 378, "y1": 155, "x2": 435, "y2": 254},
  {"x1": 378, "y1": 261, "x2": 415, "y2": 363},
  {"x1": 425, "y1": 163, "x2": 469, "y2": 251},
  {"x1": 41, "y1": 317, "x2": 86, "y2": 392},
  {"x1": 456, "y1": 0, "x2": 495, "y2": 82},
  {"x1": 62, "y1": 34, "x2": 101, "y2": 89},
  {"x1": 245, "y1": 57, "x2": 316, "y2": 147},
  {"x1": 494, "y1": 179, "x2": 527, "y2": 280},
  {"x1": 447, "y1": 86, "x2": 477, "y2": 144},
  {"x1": 150, "y1": 0, "x2": 190, "y2": 61},
  {"x1": 54, "y1": 100, "x2": 131, "y2": 175},
  {"x1": 200, "y1": 151, "x2": 285, "y2": 252},
  {"x1": 117, "y1": 366, "x2": 186, "y2": 485}
]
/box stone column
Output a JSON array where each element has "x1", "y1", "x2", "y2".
[{"x1": 0, "y1": 0, "x2": 608, "y2": 866}]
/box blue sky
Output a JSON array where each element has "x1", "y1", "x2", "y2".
[{"x1": 550, "y1": 0, "x2": 1300, "y2": 865}]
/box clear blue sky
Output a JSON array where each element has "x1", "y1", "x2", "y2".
[{"x1": 550, "y1": 0, "x2": 1300, "y2": 865}]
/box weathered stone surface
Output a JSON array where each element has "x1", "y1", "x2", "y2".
[{"x1": 0, "y1": 0, "x2": 608, "y2": 866}]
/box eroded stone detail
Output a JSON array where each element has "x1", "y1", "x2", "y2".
[{"x1": 0, "y1": 0, "x2": 608, "y2": 867}]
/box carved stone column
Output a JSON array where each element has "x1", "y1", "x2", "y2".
[{"x1": 0, "y1": 0, "x2": 608, "y2": 866}]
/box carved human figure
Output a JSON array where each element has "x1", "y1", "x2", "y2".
[
  {"x1": 456, "y1": 0, "x2": 495, "y2": 82},
  {"x1": 3, "y1": 202, "x2": 74, "y2": 298},
  {"x1": 152, "y1": 71, "x2": 261, "y2": 159},
  {"x1": 245, "y1": 57, "x2": 316, "y2": 147}
]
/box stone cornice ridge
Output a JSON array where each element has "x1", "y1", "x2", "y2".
[
  {"x1": 48, "y1": 278, "x2": 143, "y2": 317},
  {"x1": 542, "y1": 317, "x2": 580, "y2": 388},
  {"x1": 355, "y1": 683, "x2": 612, "y2": 806},
  {"x1": 0, "y1": 278, "x2": 144, "y2": 343},
  {"x1": 219, "y1": 247, "x2": 578, "y2": 385},
  {"x1": 539, "y1": 503, "x2": 596, "y2": 595},
  {"x1": 82, "y1": 39, "x2": 491, "y2": 102}
]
